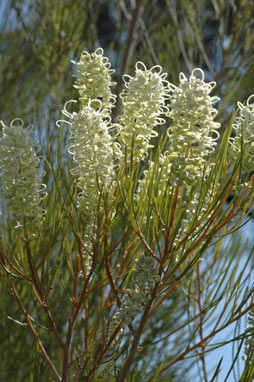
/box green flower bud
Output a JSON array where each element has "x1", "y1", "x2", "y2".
[
  {"x1": 113, "y1": 254, "x2": 159, "y2": 327},
  {"x1": 243, "y1": 308, "x2": 254, "y2": 363}
]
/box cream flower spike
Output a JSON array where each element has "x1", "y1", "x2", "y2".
[
  {"x1": 62, "y1": 99, "x2": 119, "y2": 216},
  {"x1": 72, "y1": 47, "x2": 116, "y2": 112},
  {"x1": 168, "y1": 68, "x2": 220, "y2": 151},
  {"x1": 119, "y1": 61, "x2": 170, "y2": 160},
  {"x1": 166, "y1": 68, "x2": 221, "y2": 185},
  {"x1": 0, "y1": 119, "x2": 46, "y2": 226},
  {"x1": 229, "y1": 95, "x2": 254, "y2": 172}
]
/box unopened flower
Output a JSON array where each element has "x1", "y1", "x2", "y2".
[
  {"x1": 62, "y1": 100, "x2": 120, "y2": 216},
  {"x1": 228, "y1": 95, "x2": 254, "y2": 172},
  {"x1": 166, "y1": 68, "x2": 220, "y2": 185},
  {"x1": 0, "y1": 119, "x2": 46, "y2": 226},
  {"x1": 113, "y1": 254, "x2": 160, "y2": 326},
  {"x1": 119, "y1": 62, "x2": 170, "y2": 160},
  {"x1": 243, "y1": 308, "x2": 254, "y2": 363},
  {"x1": 72, "y1": 48, "x2": 116, "y2": 112}
]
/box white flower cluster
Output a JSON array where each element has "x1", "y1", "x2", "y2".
[
  {"x1": 166, "y1": 68, "x2": 220, "y2": 185},
  {"x1": 229, "y1": 95, "x2": 254, "y2": 172},
  {"x1": 119, "y1": 62, "x2": 170, "y2": 160},
  {"x1": 243, "y1": 308, "x2": 254, "y2": 363},
  {"x1": 60, "y1": 49, "x2": 121, "y2": 275},
  {"x1": 72, "y1": 47, "x2": 116, "y2": 113},
  {"x1": 135, "y1": 69, "x2": 220, "y2": 241},
  {"x1": 62, "y1": 100, "x2": 118, "y2": 216},
  {"x1": 113, "y1": 254, "x2": 160, "y2": 326},
  {"x1": 0, "y1": 119, "x2": 46, "y2": 226}
]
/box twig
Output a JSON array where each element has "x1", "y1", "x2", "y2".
[
  {"x1": 11, "y1": 281, "x2": 62, "y2": 382},
  {"x1": 118, "y1": 285, "x2": 159, "y2": 382},
  {"x1": 115, "y1": 0, "x2": 145, "y2": 111},
  {"x1": 148, "y1": 302, "x2": 254, "y2": 381}
]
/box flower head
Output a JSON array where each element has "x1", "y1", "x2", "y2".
[
  {"x1": 72, "y1": 48, "x2": 116, "y2": 112},
  {"x1": 166, "y1": 68, "x2": 220, "y2": 185},
  {"x1": 119, "y1": 62, "x2": 170, "y2": 160},
  {"x1": 228, "y1": 95, "x2": 254, "y2": 172},
  {"x1": 62, "y1": 100, "x2": 119, "y2": 216},
  {"x1": 0, "y1": 119, "x2": 46, "y2": 226}
]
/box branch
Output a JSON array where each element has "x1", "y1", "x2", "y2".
[
  {"x1": 148, "y1": 302, "x2": 254, "y2": 381},
  {"x1": 115, "y1": 0, "x2": 145, "y2": 111},
  {"x1": 11, "y1": 281, "x2": 61, "y2": 382},
  {"x1": 118, "y1": 285, "x2": 159, "y2": 382}
]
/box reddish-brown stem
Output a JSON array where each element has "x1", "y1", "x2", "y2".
[
  {"x1": 149, "y1": 282, "x2": 178, "y2": 317},
  {"x1": 88, "y1": 323, "x2": 123, "y2": 376},
  {"x1": 11, "y1": 281, "x2": 61, "y2": 381},
  {"x1": 118, "y1": 285, "x2": 159, "y2": 382},
  {"x1": 196, "y1": 264, "x2": 208, "y2": 382},
  {"x1": 160, "y1": 186, "x2": 179, "y2": 271},
  {"x1": 0, "y1": 247, "x2": 32, "y2": 280},
  {"x1": 24, "y1": 228, "x2": 44, "y2": 303},
  {"x1": 84, "y1": 297, "x2": 89, "y2": 354},
  {"x1": 62, "y1": 337, "x2": 70, "y2": 382},
  {"x1": 104, "y1": 251, "x2": 136, "y2": 337},
  {"x1": 135, "y1": 228, "x2": 157, "y2": 258},
  {"x1": 61, "y1": 243, "x2": 98, "y2": 380},
  {"x1": 105, "y1": 253, "x2": 121, "y2": 306},
  {"x1": 23, "y1": 226, "x2": 65, "y2": 349},
  {"x1": 148, "y1": 302, "x2": 254, "y2": 381},
  {"x1": 165, "y1": 170, "x2": 240, "y2": 265}
]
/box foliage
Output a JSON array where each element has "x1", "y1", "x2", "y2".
[{"x1": 1, "y1": 44, "x2": 254, "y2": 382}]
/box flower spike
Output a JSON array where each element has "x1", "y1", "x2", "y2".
[
  {"x1": 72, "y1": 47, "x2": 116, "y2": 112},
  {"x1": 229, "y1": 94, "x2": 254, "y2": 172},
  {"x1": 0, "y1": 119, "x2": 46, "y2": 226},
  {"x1": 119, "y1": 61, "x2": 170, "y2": 161}
]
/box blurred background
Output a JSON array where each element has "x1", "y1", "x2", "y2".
[{"x1": 1, "y1": 0, "x2": 254, "y2": 381}]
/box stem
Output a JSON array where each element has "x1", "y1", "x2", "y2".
[
  {"x1": 196, "y1": 264, "x2": 208, "y2": 382},
  {"x1": 11, "y1": 281, "x2": 61, "y2": 382},
  {"x1": 120, "y1": 0, "x2": 144, "y2": 76},
  {"x1": 148, "y1": 302, "x2": 254, "y2": 381},
  {"x1": 89, "y1": 323, "x2": 123, "y2": 377},
  {"x1": 62, "y1": 338, "x2": 70, "y2": 382},
  {"x1": 61, "y1": 242, "x2": 98, "y2": 380},
  {"x1": 118, "y1": 286, "x2": 158, "y2": 382},
  {"x1": 115, "y1": 0, "x2": 145, "y2": 115},
  {"x1": 24, "y1": 223, "x2": 43, "y2": 302},
  {"x1": 23, "y1": 224, "x2": 65, "y2": 349},
  {"x1": 163, "y1": 186, "x2": 179, "y2": 261}
]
